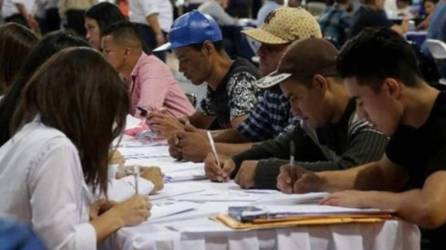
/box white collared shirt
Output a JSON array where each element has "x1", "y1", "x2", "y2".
[
  {"x1": 128, "y1": 0, "x2": 173, "y2": 32},
  {"x1": 1, "y1": 0, "x2": 34, "y2": 18},
  {"x1": 0, "y1": 119, "x2": 97, "y2": 250}
]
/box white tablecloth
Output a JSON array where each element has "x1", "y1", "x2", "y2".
[{"x1": 106, "y1": 136, "x2": 421, "y2": 250}]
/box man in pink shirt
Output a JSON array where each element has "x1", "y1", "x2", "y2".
[{"x1": 101, "y1": 21, "x2": 195, "y2": 118}]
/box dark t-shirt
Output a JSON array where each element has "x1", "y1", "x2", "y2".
[
  {"x1": 349, "y1": 6, "x2": 392, "y2": 38},
  {"x1": 199, "y1": 58, "x2": 261, "y2": 129},
  {"x1": 386, "y1": 91, "x2": 446, "y2": 248}
]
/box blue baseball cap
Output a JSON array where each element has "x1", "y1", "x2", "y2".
[{"x1": 154, "y1": 10, "x2": 223, "y2": 52}]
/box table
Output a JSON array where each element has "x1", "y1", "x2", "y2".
[{"x1": 106, "y1": 136, "x2": 421, "y2": 250}]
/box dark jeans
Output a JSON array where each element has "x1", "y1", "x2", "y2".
[
  {"x1": 133, "y1": 23, "x2": 166, "y2": 62},
  {"x1": 65, "y1": 9, "x2": 86, "y2": 36}
]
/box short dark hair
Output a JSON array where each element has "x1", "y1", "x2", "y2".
[
  {"x1": 0, "y1": 23, "x2": 38, "y2": 93},
  {"x1": 102, "y1": 21, "x2": 145, "y2": 50},
  {"x1": 0, "y1": 31, "x2": 90, "y2": 147},
  {"x1": 12, "y1": 48, "x2": 129, "y2": 195},
  {"x1": 85, "y1": 2, "x2": 126, "y2": 35},
  {"x1": 337, "y1": 28, "x2": 421, "y2": 89}
]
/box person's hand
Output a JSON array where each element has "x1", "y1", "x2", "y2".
[
  {"x1": 204, "y1": 152, "x2": 235, "y2": 182},
  {"x1": 140, "y1": 166, "x2": 164, "y2": 193},
  {"x1": 277, "y1": 164, "x2": 324, "y2": 194},
  {"x1": 320, "y1": 190, "x2": 369, "y2": 208},
  {"x1": 175, "y1": 125, "x2": 210, "y2": 162},
  {"x1": 89, "y1": 198, "x2": 117, "y2": 220},
  {"x1": 109, "y1": 149, "x2": 125, "y2": 166},
  {"x1": 147, "y1": 111, "x2": 185, "y2": 139},
  {"x1": 234, "y1": 160, "x2": 257, "y2": 189},
  {"x1": 110, "y1": 195, "x2": 151, "y2": 226},
  {"x1": 168, "y1": 133, "x2": 183, "y2": 160}
]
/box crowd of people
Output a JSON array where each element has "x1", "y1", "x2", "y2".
[{"x1": 0, "y1": 0, "x2": 446, "y2": 249}]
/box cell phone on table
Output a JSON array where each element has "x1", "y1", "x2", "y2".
[{"x1": 228, "y1": 206, "x2": 268, "y2": 222}]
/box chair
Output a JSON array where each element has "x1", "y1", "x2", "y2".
[{"x1": 425, "y1": 39, "x2": 446, "y2": 85}]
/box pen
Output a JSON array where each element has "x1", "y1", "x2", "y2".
[
  {"x1": 289, "y1": 141, "x2": 295, "y2": 167},
  {"x1": 134, "y1": 165, "x2": 139, "y2": 194},
  {"x1": 207, "y1": 131, "x2": 221, "y2": 168}
]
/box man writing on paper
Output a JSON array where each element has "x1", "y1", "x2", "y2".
[
  {"x1": 149, "y1": 11, "x2": 261, "y2": 137},
  {"x1": 205, "y1": 38, "x2": 388, "y2": 188},
  {"x1": 277, "y1": 28, "x2": 446, "y2": 249},
  {"x1": 166, "y1": 7, "x2": 317, "y2": 162}
]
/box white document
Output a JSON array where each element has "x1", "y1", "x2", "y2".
[
  {"x1": 149, "y1": 202, "x2": 197, "y2": 222},
  {"x1": 107, "y1": 176, "x2": 154, "y2": 202}
]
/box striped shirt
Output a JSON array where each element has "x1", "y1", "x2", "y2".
[
  {"x1": 232, "y1": 100, "x2": 389, "y2": 189},
  {"x1": 236, "y1": 86, "x2": 299, "y2": 141}
]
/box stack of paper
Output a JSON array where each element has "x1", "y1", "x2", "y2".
[{"x1": 215, "y1": 205, "x2": 394, "y2": 230}]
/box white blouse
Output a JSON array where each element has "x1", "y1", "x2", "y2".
[{"x1": 0, "y1": 120, "x2": 96, "y2": 250}]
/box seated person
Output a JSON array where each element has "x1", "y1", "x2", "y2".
[
  {"x1": 166, "y1": 7, "x2": 321, "y2": 162},
  {"x1": 0, "y1": 48, "x2": 149, "y2": 249},
  {"x1": 0, "y1": 23, "x2": 38, "y2": 95},
  {"x1": 416, "y1": 0, "x2": 438, "y2": 30},
  {"x1": 319, "y1": 0, "x2": 353, "y2": 48},
  {"x1": 277, "y1": 28, "x2": 446, "y2": 249},
  {"x1": 84, "y1": 2, "x2": 127, "y2": 50},
  {"x1": 349, "y1": 0, "x2": 408, "y2": 38},
  {"x1": 101, "y1": 21, "x2": 196, "y2": 118},
  {"x1": 205, "y1": 38, "x2": 388, "y2": 189},
  {"x1": 150, "y1": 11, "x2": 261, "y2": 133},
  {"x1": 0, "y1": 31, "x2": 89, "y2": 147}
]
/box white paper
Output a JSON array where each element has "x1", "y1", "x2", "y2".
[
  {"x1": 108, "y1": 176, "x2": 154, "y2": 202},
  {"x1": 149, "y1": 202, "x2": 197, "y2": 222}
]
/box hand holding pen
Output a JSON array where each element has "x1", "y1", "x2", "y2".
[{"x1": 204, "y1": 151, "x2": 235, "y2": 182}]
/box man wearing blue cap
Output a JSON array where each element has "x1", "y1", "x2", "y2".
[{"x1": 149, "y1": 11, "x2": 261, "y2": 138}]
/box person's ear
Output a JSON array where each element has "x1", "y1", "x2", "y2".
[
  {"x1": 202, "y1": 40, "x2": 215, "y2": 56},
  {"x1": 312, "y1": 74, "x2": 328, "y2": 95},
  {"x1": 381, "y1": 78, "x2": 402, "y2": 100}
]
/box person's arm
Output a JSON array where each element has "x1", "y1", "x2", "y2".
[
  {"x1": 146, "y1": 14, "x2": 166, "y2": 46},
  {"x1": 321, "y1": 170, "x2": 446, "y2": 229},
  {"x1": 29, "y1": 143, "x2": 149, "y2": 248},
  {"x1": 227, "y1": 71, "x2": 261, "y2": 129},
  {"x1": 232, "y1": 128, "x2": 296, "y2": 174},
  {"x1": 230, "y1": 114, "x2": 248, "y2": 128},
  {"x1": 213, "y1": 128, "x2": 251, "y2": 143},
  {"x1": 215, "y1": 142, "x2": 255, "y2": 157},
  {"x1": 136, "y1": 59, "x2": 171, "y2": 113},
  {"x1": 316, "y1": 154, "x2": 408, "y2": 192},
  {"x1": 188, "y1": 110, "x2": 215, "y2": 129},
  {"x1": 141, "y1": 1, "x2": 165, "y2": 46},
  {"x1": 208, "y1": 1, "x2": 237, "y2": 26}
]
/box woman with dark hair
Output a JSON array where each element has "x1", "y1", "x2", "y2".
[
  {"x1": 0, "y1": 47, "x2": 150, "y2": 249},
  {"x1": 0, "y1": 23, "x2": 38, "y2": 95},
  {"x1": 85, "y1": 2, "x2": 126, "y2": 50},
  {"x1": 0, "y1": 31, "x2": 90, "y2": 147}
]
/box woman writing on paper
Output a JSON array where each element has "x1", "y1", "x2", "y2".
[{"x1": 0, "y1": 47, "x2": 150, "y2": 250}]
